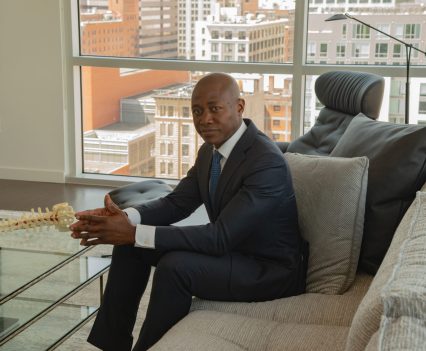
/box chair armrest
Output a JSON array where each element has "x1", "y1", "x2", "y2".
[{"x1": 109, "y1": 180, "x2": 173, "y2": 209}]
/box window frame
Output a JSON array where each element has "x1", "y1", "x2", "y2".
[{"x1": 64, "y1": 0, "x2": 426, "y2": 185}]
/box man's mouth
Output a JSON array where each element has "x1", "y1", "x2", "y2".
[{"x1": 201, "y1": 129, "x2": 219, "y2": 135}]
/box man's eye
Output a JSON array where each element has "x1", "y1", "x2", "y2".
[
  {"x1": 211, "y1": 106, "x2": 220, "y2": 112},
  {"x1": 192, "y1": 109, "x2": 202, "y2": 116}
]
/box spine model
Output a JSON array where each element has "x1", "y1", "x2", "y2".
[{"x1": 0, "y1": 203, "x2": 75, "y2": 232}]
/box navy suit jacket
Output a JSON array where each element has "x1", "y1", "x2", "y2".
[{"x1": 134, "y1": 119, "x2": 307, "y2": 299}]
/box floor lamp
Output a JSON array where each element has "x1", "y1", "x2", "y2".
[{"x1": 325, "y1": 13, "x2": 426, "y2": 124}]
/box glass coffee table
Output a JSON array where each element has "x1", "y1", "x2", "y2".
[{"x1": 0, "y1": 212, "x2": 111, "y2": 350}]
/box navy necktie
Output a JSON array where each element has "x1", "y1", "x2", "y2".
[{"x1": 209, "y1": 150, "x2": 222, "y2": 203}]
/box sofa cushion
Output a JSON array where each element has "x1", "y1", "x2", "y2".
[
  {"x1": 345, "y1": 184, "x2": 426, "y2": 351},
  {"x1": 330, "y1": 114, "x2": 426, "y2": 274},
  {"x1": 150, "y1": 310, "x2": 350, "y2": 351},
  {"x1": 284, "y1": 153, "x2": 369, "y2": 294},
  {"x1": 191, "y1": 273, "x2": 372, "y2": 327}
]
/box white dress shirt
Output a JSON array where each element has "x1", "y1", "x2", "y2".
[{"x1": 127, "y1": 120, "x2": 248, "y2": 249}]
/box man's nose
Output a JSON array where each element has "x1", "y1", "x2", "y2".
[{"x1": 199, "y1": 110, "x2": 213, "y2": 124}]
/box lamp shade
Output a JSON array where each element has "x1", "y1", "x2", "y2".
[{"x1": 325, "y1": 14, "x2": 348, "y2": 21}]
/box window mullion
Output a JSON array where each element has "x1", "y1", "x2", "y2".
[{"x1": 291, "y1": 0, "x2": 309, "y2": 140}]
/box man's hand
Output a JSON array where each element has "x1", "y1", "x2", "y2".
[
  {"x1": 70, "y1": 194, "x2": 136, "y2": 246},
  {"x1": 73, "y1": 193, "x2": 120, "y2": 218}
]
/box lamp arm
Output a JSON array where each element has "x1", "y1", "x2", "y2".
[{"x1": 345, "y1": 13, "x2": 426, "y2": 56}]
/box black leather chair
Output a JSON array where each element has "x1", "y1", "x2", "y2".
[
  {"x1": 110, "y1": 71, "x2": 385, "y2": 209},
  {"x1": 109, "y1": 179, "x2": 173, "y2": 209},
  {"x1": 277, "y1": 71, "x2": 385, "y2": 154}
]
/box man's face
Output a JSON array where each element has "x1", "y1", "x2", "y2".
[{"x1": 191, "y1": 79, "x2": 244, "y2": 148}]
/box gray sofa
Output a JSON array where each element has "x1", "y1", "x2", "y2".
[
  {"x1": 147, "y1": 116, "x2": 426, "y2": 349},
  {"x1": 149, "y1": 181, "x2": 426, "y2": 351}
]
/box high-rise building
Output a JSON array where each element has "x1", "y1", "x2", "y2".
[
  {"x1": 139, "y1": 0, "x2": 178, "y2": 58},
  {"x1": 195, "y1": 16, "x2": 288, "y2": 63},
  {"x1": 154, "y1": 84, "x2": 202, "y2": 179},
  {"x1": 178, "y1": 0, "x2": 216, "y2": 59},
  {"x1": 80, "y1": 0, "x2": 139, "y2": 57}
]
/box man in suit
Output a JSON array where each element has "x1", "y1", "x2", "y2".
[{"x1": 70, "y1": 73, "x2": 308, "y2": 351}]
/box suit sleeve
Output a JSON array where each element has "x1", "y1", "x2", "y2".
[
  {"x1": 154, "y1": 152, "x2": 290, "y2": 256},
  {"x1": 132, "y1": 162, "x2": 203, "y2": 226}
]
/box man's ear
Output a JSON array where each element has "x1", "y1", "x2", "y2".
[{"x1": 237, "y1": 98, "x2": 245, "y2": 115}]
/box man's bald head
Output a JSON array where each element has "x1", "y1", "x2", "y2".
[{"x1": 192, "y1": 73, "x2": 241, "y2": 102}]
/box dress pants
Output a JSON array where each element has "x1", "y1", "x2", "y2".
[{"x1": 87, "y1": 245, "x2": 241, "y2": 351}]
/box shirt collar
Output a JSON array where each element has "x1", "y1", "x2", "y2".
[{"x1": 215, "y1": 120, "x2": 247, "y2": 160}]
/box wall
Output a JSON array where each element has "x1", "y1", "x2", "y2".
[{"x1": 0, "y1": 0, "x2": 66, "y2": 182}]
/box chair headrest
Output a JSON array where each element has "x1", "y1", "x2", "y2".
[{"x1": 315, "y1": 71, "x2": 385, "y2": 119}]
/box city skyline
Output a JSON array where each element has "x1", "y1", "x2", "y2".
[{"x1": 78, "y1": 0, "x2": 426, "y2": 179}]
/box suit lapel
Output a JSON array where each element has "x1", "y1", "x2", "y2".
[{"x1": 213, "y1": 120, "x2": 258, "y2": 216}]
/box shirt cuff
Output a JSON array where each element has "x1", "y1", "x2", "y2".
[
  {"x1": 134, "y1": 224, "x2": 156, "y2": 249},
  {"x1": 123, "y1": 207, "x2": 141, "y2": 225}
]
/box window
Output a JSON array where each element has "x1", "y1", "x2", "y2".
[
  {"x1": 319, "y1": 43, "x2": 328, "y2": 57},
  {"x1": 160, "y1": 123, "x2": 166, "y2": 136},
  {"x1": 352, "y1": 24, "x2": 370, "y2": 39},
  {"x1": 182, "y1": 107, "x2": 190, "y2": 118},
  {"x1": 167, "y1": 106, "x2": 174, "y2": 116},
  {"x1": 396, "y1": 24, "x2": 420, "y2": 39},
  {"x1": 376, "y1": 24, "x2": 390, "y2": 39},
  {"x1": 393, "y1": 44, "x2": 402, "y2": 58},
  {"x1": 341, "y1": 24, "x2": 347, "y2": 39},
  {"x1": 405, "y1": 24, "x2": 420, "y2": 39},
  {"x1": 307, "y1": 42, "x2": 316, "y2": 57},
  {"x1": 224, "y1": 43, "x2": 233, "y2": 53},
  {"x1": 73, "y1": 1, "x2": 426, "y2": 182},
  {"x1": 375, "y1": 43, "x2": 388, "y2": 58},
  {"x1": 168, "y1": 143, "x2": 173, "y2": 155},
  {"x1": 182, "y1": 124, "x2": 190, "y2": 137},
  {"x1": 336, "y1": 44, "x2": 346, "y2": 58},
  {"x1": 167, "y1": 124, "x2": 174, "y2": 136},
  {"x1": 352, "y1": 43, "x2": 370, "y2": 58},
  {"x1": 182, "y1": 144, "x2": 189, "y2": 156}
]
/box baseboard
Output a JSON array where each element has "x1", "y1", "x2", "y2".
[{"x1": 0, "y1": 166, "x2": 65, "y2": 183}]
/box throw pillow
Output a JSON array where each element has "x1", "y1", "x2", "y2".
[
  {"x1": 330, "y1": 114, "x2": 426, "y2": 274},
  {"x1": 284, "y1": 153, "x2": 369, "y2": 294}
]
